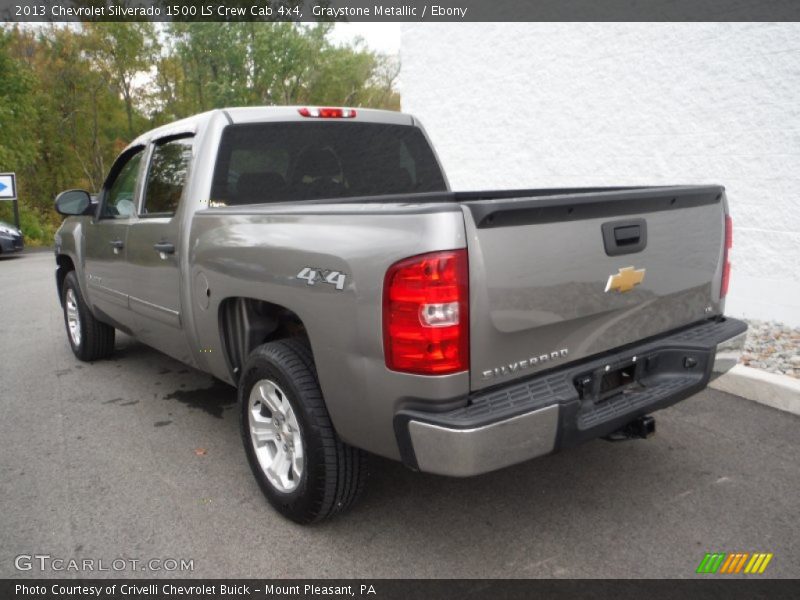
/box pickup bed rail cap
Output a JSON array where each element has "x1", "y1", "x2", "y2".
[{"x1": 195, "y1": 202, "x2": 463, "y2": 217}]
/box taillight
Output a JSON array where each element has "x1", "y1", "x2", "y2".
[
  {"x1": 298, "y1": 107, "x2": 356, "y2": 118},
  {"x1": 383, "y1": 249, "x2": 469, "y2": 375},
  {"x1": 721, "y1": 215, "x2": 733, "y2": 298}
]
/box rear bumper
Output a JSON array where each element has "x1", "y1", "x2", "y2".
[
  {"x1": 710, "y1": 330, "x2": 747, "y2": 380},
  {"x1": 395, "y1": 317, "x2": 747, "y2": 477}
]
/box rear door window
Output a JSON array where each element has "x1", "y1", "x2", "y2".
[
  {"x1": 141, "y1": 136, "x2": 193, "y2": 217},
  {"x1": 210, "y1": 122, "x2": 447, "y2": 205}
]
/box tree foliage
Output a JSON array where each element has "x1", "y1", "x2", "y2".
[{"x1": 0, "y1": 23, "x2": 400, "y2": 244}]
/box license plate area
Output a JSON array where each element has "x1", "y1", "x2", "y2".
[
  {"x1": 598, "y1": 363, "x2": 640, "y2": 401},
  {"x1": 575, "y1": 357, "x2": 645, "y2": 404}
]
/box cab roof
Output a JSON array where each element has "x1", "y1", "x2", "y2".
[{"x1": 128, "y1": 106, "x2": 414, "y2": 148}]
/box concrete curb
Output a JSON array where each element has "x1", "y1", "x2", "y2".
[{"x1": 710, "y1": 364, "x2": 800, "y2": 416}]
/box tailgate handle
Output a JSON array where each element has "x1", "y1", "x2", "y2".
[
  {"x1": 614, "y1": 225, "x2": 641, "y2": 245},
  {"x1": 602, "y1": 218, "x2": 647, "y2": 256}
]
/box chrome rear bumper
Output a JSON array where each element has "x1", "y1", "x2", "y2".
[{"x1": 408, "y1": 405, "x2": 559, "y2": 477}]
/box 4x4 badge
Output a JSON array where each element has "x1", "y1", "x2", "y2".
[
  {"x1": 296, "y1": 267, "x2": 347, "y2": 290},
  {"x1": 605, "y1": 266, "x2": 645, "y2": 293}
]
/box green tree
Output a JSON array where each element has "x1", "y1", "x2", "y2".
[
  {"x1": 0, "y1": 22, "x2": 400, "y2": 245},
  {"x1": 85, "y1": 22, "x2": 159, "y2": 137},
  {"x1": 0, "y1": 28, "x2": 37, "y2": 171},
  {"x1": 162, "y1": 23, "x2": 399, "y2": 110},
  {"x1": 1, "y1": 25, "x2": 130, "y2": 243},
  {"x1": 0, "y1": 28, "x2": 39, "y2": 237}
]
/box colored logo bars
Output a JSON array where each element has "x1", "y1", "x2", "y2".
[{"x1": 696, "y1": 552, "x2": 773, "y2": 574}]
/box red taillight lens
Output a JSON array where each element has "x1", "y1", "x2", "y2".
[
  {"x1": 721, "y1": 215, "x2": 733, "y2": 298},
  {"x1": 298, "y1": 107, "x2": 356, "y2": 118},
  {"x1": 383, "y1": 249, "x2": 469, "y2": 375}
]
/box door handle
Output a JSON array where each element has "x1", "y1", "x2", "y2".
[
  {"x1": 153, "y1": 241, "x2": 175, "y2": 255},
  {"x1": 109, "y1": 239, "x2": 124, "y2": 254}
]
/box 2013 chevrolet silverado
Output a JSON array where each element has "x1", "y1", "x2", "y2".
[{"x1": 53, "y1": 106, "x2": 747, "y2": 523}]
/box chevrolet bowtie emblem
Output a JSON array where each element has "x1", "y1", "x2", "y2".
[{"x1": 605, "y1": 266, "x2": 646, "y2": 293}]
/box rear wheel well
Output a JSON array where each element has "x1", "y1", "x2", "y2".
[
  {"x1": 219, "y1": 297, "x2": 309, "y2": 382},
  {"x1": 56, "y1": 254, "x2": 76, "y2": 304}
]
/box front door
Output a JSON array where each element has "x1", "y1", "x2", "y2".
[
  {"x1": 126, "y1": 135, "x2": 194, "y2": 362},
  {"x1": 83, "y1": 147, "x2": 145, "y2": 329}
]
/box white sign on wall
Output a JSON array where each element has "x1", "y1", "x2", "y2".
[{"x1": 0, "y1": 173, "x2": 17, "y2": 200}]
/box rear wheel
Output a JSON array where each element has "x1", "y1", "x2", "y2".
[
  {"x1": 239, "y1": 338, "x2": 367, "y2": 523},
  {"x1": 61, "y1": 271, "x2": 115, "y2": 361}
]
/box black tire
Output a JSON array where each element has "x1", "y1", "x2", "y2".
[
  {"x1": 61, "y1": 270, "x2": 115, "y2": 361},
  {"x1": 239, "y1": 338, "x2": 367, "y2": 524}
]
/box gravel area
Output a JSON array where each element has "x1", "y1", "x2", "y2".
[{"x1": 741, "y1": 319, "x2": 800, "y2": 378}]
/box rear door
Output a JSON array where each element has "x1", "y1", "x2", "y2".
[
  {"x1": 462, "y1": 186, "x2": 726, "y2": 391},
  {"x1": 125, "y1": 135, "x2": 194, "y2": 361},
  {"x1": 83, "y1": 146, "x2": 145, "y2": 327}
]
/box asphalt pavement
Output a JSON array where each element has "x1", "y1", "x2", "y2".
[{"x1": 1, "y1": 251, "x2": 798, "y2": 578}]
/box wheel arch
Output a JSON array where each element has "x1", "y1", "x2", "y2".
[
  {"x1": 56, "y1": 254, "x2": 76, "y2": 305},
  {"x1": 218, "y1": 296, "x2": 311, "y2": 383}
]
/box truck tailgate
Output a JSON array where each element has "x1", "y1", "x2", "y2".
[{"x1": 461, "y1": 186, "x2": 727, "y2": 391}]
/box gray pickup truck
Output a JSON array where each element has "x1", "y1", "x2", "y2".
[{"x1": 53, "y1": 106, "x2": 746, "y2": 523}]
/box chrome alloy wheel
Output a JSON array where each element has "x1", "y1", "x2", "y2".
[
  {"x1": 65, "y1": 288, "x2": 81, "y2": 347},
  {"x1": 248, "y1": 379, "x2": 304, "y2": 493}
]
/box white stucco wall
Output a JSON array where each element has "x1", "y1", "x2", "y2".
[{"x1": 400, "y1": 23, "x2": 800, "y2": 326}]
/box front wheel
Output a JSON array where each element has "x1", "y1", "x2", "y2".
[
  {"x1": 61, "y1": 270, "x2": 115, "y2": 361},
  {"x1": 239, "y1": 338, "x2": 367, "y2": 524}
]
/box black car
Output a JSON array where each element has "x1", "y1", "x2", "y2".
[{"x1": 0, "y1": 220, "x2": 24, "y2": 254}]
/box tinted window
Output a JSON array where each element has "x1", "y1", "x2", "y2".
[
  {"x1": 102, "y1": 149, "x2": 144, "y2": 218},
  {"x1": 210, "y1": 123, "x2": 447, "y2": 205},
  {"x1": 142, "y1": 137, "x2": 193, "y2": 216}
]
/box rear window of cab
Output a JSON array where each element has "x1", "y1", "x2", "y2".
[{"x1": 210, "y1": 122, "x2": 447, "y2": 205}]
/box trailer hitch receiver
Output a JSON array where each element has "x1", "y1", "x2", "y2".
[{"x1": 603, "y1": 415, "x2": 656, "y2": 441}]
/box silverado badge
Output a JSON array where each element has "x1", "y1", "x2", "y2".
[{"x1": 605, "y1": 266, "x2": 646, "y2": 293}]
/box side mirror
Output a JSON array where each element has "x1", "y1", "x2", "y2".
[{"x1": 55, "y1": 189, "x2": 94, "y2": 216}]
